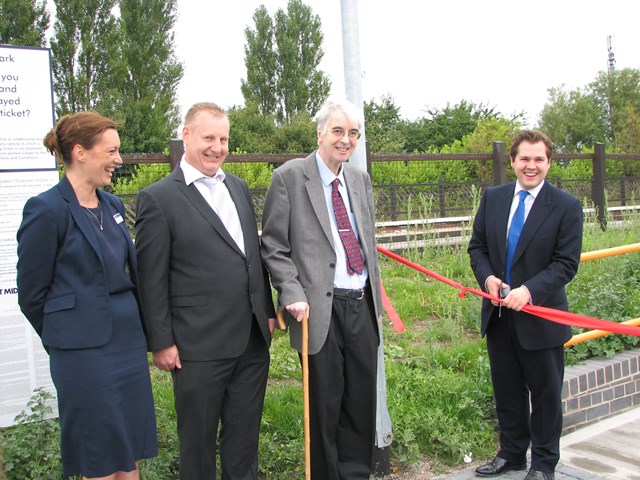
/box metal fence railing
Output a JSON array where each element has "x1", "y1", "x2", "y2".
[{"x1": 70, "y1": 143, "x2": 640, "y2": 234}]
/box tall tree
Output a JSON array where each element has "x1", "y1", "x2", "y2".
[
  {"x1": 50, "y1": 0, "x2": 119, "y2": 115},
  {"x1": 242, "y1": 0, "x2": 330, "y2": 124},
  {"x1": 115, "y1": 0, "x2": 183, "y2": 152},
  {"x1": 241, "y1": 6, "x2": 278, "y2": 119},
  {"x1": 589, "y1": 68, "x2": 640, "y2": 147},
  {"x1": 0, "y1": 0, "x2": 49, "y2": 46},
  {"x1": 539, "y1": 68, "x2": 640, "y2": 152},
  {"x1": 273, "y1": 0, "x2": 329, "y2": 123},
  {"x1": 538, "y1": 86, "x2": 607, "y2": 152},
  {"x1": 615, "y1": 106, "x2": 640, "y2": 156}
]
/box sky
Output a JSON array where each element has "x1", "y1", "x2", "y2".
[{"x1": 173, "y1": 0, "x2": 639, "y2": 127}]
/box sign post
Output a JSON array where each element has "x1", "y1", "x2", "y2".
[{"x1": 0, "y1": 44, "x2": 57, "y2": 427}]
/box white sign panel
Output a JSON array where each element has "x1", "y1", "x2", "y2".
[
  {"x1": 0, "y1": 45, "x2": 55, "y2": 171},
  {"x1": 0, "y1": 45, "x2": 57, "y2": 427}
]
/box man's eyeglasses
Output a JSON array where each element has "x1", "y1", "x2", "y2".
[{"x1": 330, "y1": 128, "x2": 361, "y2": 140}]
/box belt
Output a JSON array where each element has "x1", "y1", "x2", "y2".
[{"x1": 333, "y1": 286, "x2": 366, "y2": 300}]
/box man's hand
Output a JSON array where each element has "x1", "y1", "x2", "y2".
[
  {"x1": 286, "y1": 301, "x2": 310, "y2": 322},
  {"x1": 268, "y1": 317, "x2": 276, "y2": 335},
  {"x1": 502, "y1": 286, "x2": 531, "y2": 312},
  {"x1": 152, "y1": 345, "x2": 181, "y2": 371},
  {"x1": 485, "y1": 275, "x2": 506, "y2": 306}
]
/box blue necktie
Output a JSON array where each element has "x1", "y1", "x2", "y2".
[{"x1": 505, "y1": 190, "x2": 529, "y2": 285}]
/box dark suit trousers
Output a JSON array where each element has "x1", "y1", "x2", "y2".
[
  {"x1": 307, "y1": 286, "x2": 379, "y2": 480},
  {"x1": 486, "y1": 311, "x2": 564, "y2": 473},
  {"x1": 172, "y1": 320, "x2": 270, "y2": 480}
]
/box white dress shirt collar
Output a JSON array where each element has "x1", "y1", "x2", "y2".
[
  {"x1": 514, "y1": 179, "x2": 545, "y2": 200},
  {"x1": 180, "y1": 156, "x2": 226, "y2": 185},
  {"x1": 315, "y1": 152, "x2": 345, "y2": 187}
]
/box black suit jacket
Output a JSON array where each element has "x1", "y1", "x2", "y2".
[
  {"x1": 135, "y1": 166, "x2": 274, "y2": 360},
  {"x1": 468, "y1": 181, "x2": 583, "y2": 350},
  {"x1": 17, "y1": 176, "x2": 146, "y2": 349}
]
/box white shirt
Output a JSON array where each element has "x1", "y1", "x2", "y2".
[
  {"x1": 315, "y1": 153, "x2": 368, "y2": 289},
  {"x1": 506, "y1": 179, "x2": 545, "y2": 234},
  {"x1": 180, "y1": 157, "x2": 246, "y2": 254},
  {"x1": 502, "y1": 179, "x2": 545, "y2": 302}
]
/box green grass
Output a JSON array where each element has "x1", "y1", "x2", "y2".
[
  {"x1": 140, "y1": 368, "x2": 180, "y2": 479},
  {"x1": 377, "y1": 241, "x2": 495, "y2": 473},
  {"x1": 3, "y1": 211, "x2": 640, "y2": 479}
]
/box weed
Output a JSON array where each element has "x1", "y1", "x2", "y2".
[{"x1": 0, "y1": 388, "x2": 70, "y2": 480}]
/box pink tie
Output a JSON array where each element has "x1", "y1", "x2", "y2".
[{"x1": 331, "y1": 179, "x2": 365, "y2": 275}]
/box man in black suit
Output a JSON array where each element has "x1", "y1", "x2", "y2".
[
  {"x1": 468, "y1": 130, "x2": 583, "y2": 480},
  {"x1": 135, "y1": 102, "x2": 276, "y2": 480}
]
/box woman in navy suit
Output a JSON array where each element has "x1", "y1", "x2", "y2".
[{"x1": 17, "y1": 112, "x2": 157, "y2": 479}]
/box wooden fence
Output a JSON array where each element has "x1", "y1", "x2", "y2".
[{"x1": 110, "y1": 141, "x2": 640, "y2": 232}]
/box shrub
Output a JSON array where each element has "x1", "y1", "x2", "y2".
[
  {"x1": 0, "y1": 388, "x2": 70, "y2": 480},
  {"x1": 112, "y1": 163, "x2": 171, "y2": 195}
]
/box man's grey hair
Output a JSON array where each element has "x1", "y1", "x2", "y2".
[{"x1": 315, "y1": 98, "x2": 364, "y2": 135}]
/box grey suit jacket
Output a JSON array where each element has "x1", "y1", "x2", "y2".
[
  {"x1": 135, "y1": 166, "x2": 274, "y2": 360},
  {"x1": 260, "y1": 153, "x2": 383, "y2": 354}
]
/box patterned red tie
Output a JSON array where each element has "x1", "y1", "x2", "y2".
[{"x1": 331, "y1": 179, "x2": 365, "y2": 275}]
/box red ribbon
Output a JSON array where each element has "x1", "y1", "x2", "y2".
[
  {"x1": 377, "y1": 246, "x2": 640, "y2": 338},
  {"x1": 380, "y1": 279, "x2": 405, "y2": 333}
]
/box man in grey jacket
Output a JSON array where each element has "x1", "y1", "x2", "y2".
[{"x1": 261, "y1": 98, "x2": 385, "y2": 479}]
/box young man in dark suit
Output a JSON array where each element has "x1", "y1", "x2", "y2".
[
  {"x1": 468, "y1": 130, "x2": 583, "y2": 480},
  {"x1": 135, "y1": 102, "x2": 276, "y2": 480}
]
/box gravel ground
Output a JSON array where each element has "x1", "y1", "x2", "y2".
[{"x1": 371, "y1": 459, "x2": 482, "y2": 480}]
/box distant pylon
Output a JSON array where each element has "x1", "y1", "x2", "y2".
[{"x1": 607, "y1": 35, "x2": 616, "y2": 73}]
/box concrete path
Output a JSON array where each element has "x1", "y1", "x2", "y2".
[
  {"x1": 442, "y1": 407, "x2": 640, "y2": 479},
  {"x1": 560, "y1": 407, "x2": 640, "y2": 479}
]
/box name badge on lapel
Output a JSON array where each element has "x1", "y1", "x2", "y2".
[{"x1": 113, "y1": 213, "x2": 124, "y2": 224}]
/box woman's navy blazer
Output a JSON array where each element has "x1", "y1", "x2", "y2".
[{"x1": 17, "y1": 176, "x2": 146, "y2": 350}]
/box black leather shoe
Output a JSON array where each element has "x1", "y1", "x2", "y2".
[
  {"x1": 475, "y1": 456, "x2": 526, "y2": 477},
  {"x1": 524, "y1": 469, "x2": 555, "y2": 480}
]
